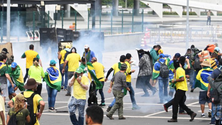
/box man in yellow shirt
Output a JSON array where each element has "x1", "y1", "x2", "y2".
[
  {"x1": 62, "y1": 47, "x2": 81, "y2": 96},
  {"x1": 168, "y1": 56, "x2": 196, "y2": 122},
  {"x1": 68, "y1": 67, "x2": 89, "y2": 125},
  {"x1": 91, "y1": 58, "x2": 105, "y2": 106},
  {"x1": 8, "y1": 78, "x2": 45, "y2": 125},
  {"x1": 21, "y1": 44, "x2": 42, "y2": 82},
  {"x1": 58, "y1": 45, "x2": 70, "y2": 90}
]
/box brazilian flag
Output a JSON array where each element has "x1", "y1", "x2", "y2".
[
  {"x1": 87, "y1": 62, "x2": 103, "y2": 90},
  {"x1": 195, "y1": 67, "x2": 213, "y2": 91},
  {"x1": 44, "y1": 66, "x2": 62, "y2": 91},
  {"x1": 11, "y1": 66, "x2": 25, "y2": 91}
]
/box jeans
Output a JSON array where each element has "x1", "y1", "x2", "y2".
[
  {"x1": 138, "y1": 75, "x2": 156, "y2": 95},
  {"x1": 68, "y1": 96, "x2": 86, "y2": 125},
  {"x1": 207, "y1": 16, "x2": 211, "y2": 25},
  {"x1": 172, "y1": 90, "x2": 193, "y2": 119},
  {"x1": 96, "y1": 82, "x2": 105, "y2": 104},
  {"x1": 158, "y1": 78, "x2": 168, "y2": 103},
  {"x1": 188, "y1": 69, "x2": 195, "y2": 89},
  {"x1": 23, "y1": 68, "x2": 29, "y2": 83},
  {"x1": 67, "y1": 72, "x2": 74, "y2": 95},
  {"x1": 127, "y1": 82, "x2": 137, "y2": 107},
  {"x1": 8, "y1": 83, "x2": 16, "y2": 95},
  {"x1": 60, "y1": 64, "x2": 68, "y2": 89},
  {"x1": 46, "y1": 85, "x2": 58, "y2": 108}
]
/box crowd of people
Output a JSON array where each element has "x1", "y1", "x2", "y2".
[{"x1": 0, "y1": 42, "x2": 222, "y2": 125}]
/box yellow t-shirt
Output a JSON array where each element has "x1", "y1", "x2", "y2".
[
  {"x1": 0, "y1": 96, "x2": 5, "y2": 125},
  {"x1": 66, "y1": 53, "x2": 81, "y2": 72},
  {"x1": 111, "y1": 62, "x2": 125, "y2": 75},
  {"x1": 175, "y1": 67, "x2": 188, "y2": 91},
  {"x1": 73, "y1": 76, "x2": 89, "y2": 99},
  {"x1": 12, "y1": 91, "x2": 43, "y2": 125},
  {"x1": 60, "y1": 50, "x2": 67, "y2": 64},
  {"x1": 92, "y1": 62, "x2": 105, "y2": 82},
  {"x1": 22, "y1": 50, "x2": 39, "y2": 69},
  {"x1": 125, "y1": 61, "x2": 131, "y2": 82}
]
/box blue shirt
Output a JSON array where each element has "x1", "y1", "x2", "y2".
[{"x1": 85, "y1": 50, "x2": 96, "y2": 62}]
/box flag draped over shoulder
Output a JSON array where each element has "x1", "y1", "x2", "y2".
[
  {"x1": 87, "y1": 62, "x2": 103, "y2": 90},
  {"x1": 195, "y1": 67, "x2": 213, "y2": 91},
  {"x1": 11, "y1": 66, "x2": 25, "y2": 91},
  {"x1": 44, "y1": 66, "x2": 61, "y2": 91}
]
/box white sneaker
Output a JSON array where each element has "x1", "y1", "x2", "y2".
[{"x1": 201, "y1": 114, "x2": 205, "y2": 117}]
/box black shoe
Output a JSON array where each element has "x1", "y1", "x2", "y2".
[
  {"x1": 106, "y1": 106, "x2": 112, "y2": 112},
  {"x1": 65, "y1": 93, "x2": 71, "y2": 96},
  {"x1": 163, "y1": 104, "x2": 168, "y2": 112},
  {"x1": 168, "y1": 119, "x2": 177, "y2": 122},
  {"x1": 106, "y1": 114, "x2": 114, "y2": 120},
  {"x1": 190, "y1": 89, "x2": 194, "y2": 92},
  {"x1": 190, "y1": 113, "x2": 197, "y2": 122},
  {"x1": 99, "y1": 103, "x2": 106, "y2": 106},
  {"x1": 119, "y1": 117, "x2": 126, "y2": 120}
]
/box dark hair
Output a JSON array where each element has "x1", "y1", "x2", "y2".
[
  {"x1": 86, "y1": 105, "x2": 103, "y2": 124},
  {"x1": 156, "y1": 44, "x2": 161, "y2": 49},
  {"x1": 71, "y1": 47, "x2": 77, "y2": 53},
  {"x1": 119, "y1": 55, "x2": 126, "y2": 62},
  {"x1": 187, "y1": 49, "x2": 191, "y2": 52},
  {"x1": 29, "y1": 44, "x2": 34, "y2": 50},
  {"x1": 0, "y1": 54, "x2": 7, "y2": 61},
  {"x1": 191, "y1": 45, "x2": 195, "y2": 49},
  {"x1": 153, "y1": 45, "x2": 157, "y2": 49},
  {"x1": 173, "y1": 60, "x2": 180, "y2": 69},
  {"x1": 33, "y1": 58, "x2": 39, "y2": 62},
  {"x1": 126, "y1": 53, "x2": 132, "y2": 59},
  {"x1": 179, "y1": 56, "x2": 186, "y2": 68},
  {"x1": 81, "y1": 57, "x2": 86, "y2": 63}
]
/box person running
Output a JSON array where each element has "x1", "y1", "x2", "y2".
[
  {"x1": 83, "y1": 44, "x2": 96, "y2": 62},
  {"x1": 8, "y1": 78, "x2": 45, "y2": 125},
  {"x1": 58, "y1": 45, "x2": 70, "y2": 90},
  {"x1": 7, "y1": 94, "x2": 30, "y2": 125},
  {"x1": 106, "y1": 64, "x2": 130, "y2": 120},
  {"x1": 21, "y1": 44, "x2": 42, "y2": 82},
  {"x1": 136, "y1": 49, "x2": 156, "y2": 97},
  {"x1": 0, "y1": 54, "x2": 14, "y2": 101},
  {"x1": 207, "y1": 10, "x2": 211, "y2": 25},
  {"x1": 91, "y1": 58, "x2": 106, "y2": 106},
  {"x1": 28, "y1": 58, "x2": 44, "y2": 95},
  {"x1": 168, "y1": 56, "x2": 197, "y2": 122},
  {"x1": 195, "y1": 59, "x2": 212, "y2": 118},
  {"x1": 68, "y1": 67, "x2": 89, "y2": 125},
  {"x1": 85, "y1": 105, "x2": 104, "y2": 125},
  {"x1": 62, "y1": 47, "x2": 81, "y2": 96},
  {"x1": 125, "y1": 53, "x2": 140, "y2": 109},
  {"x1": 44, "y1": 60, "x2": 62, "y2": 112}
]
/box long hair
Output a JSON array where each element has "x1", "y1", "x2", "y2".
[
  {"x1": 50, "y1": 64, "x2": 57, "y2": 72},
  {"x1": 14, "y1": 96, "x2": 24, "y2": 112},
  {"x1": 33, "y1": 58, "x2": 39, "y2": 67}
]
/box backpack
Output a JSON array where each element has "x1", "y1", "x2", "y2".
[
  {"x1": 210, "y1": 73, "x2": 222, "y2": 104},
  {"x1": 193, "y1": 56, "x2": 201, "y2": 71},
  {"x1": 8, "y1": 108, "x2": 24, "y2": 125},
  {"x1": 21, "y1": 92, "x2": 37, "y2": 125},
  {"x1": 158, "y1": 61, "x2": 169, "y2": 78},
  {"x1": 63, "y1": 50, "x2": 71, "y2": 62}
]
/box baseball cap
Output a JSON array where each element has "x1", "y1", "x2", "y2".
[
  {"x1": 76, "y1": 67, "x2": 84, "y2": 74},
  {"x1": 84, "y1": 44, "x2": 89, "y2": 49},
  {"x1": 174, "y1": 53, "x2": 181, "y2": 58},
  {"x1": 11, "y1": 62, "x2": 17, "y2": 68},
  {"x1": 2, "y1": 48, "x2": 8, "y2": 54},
  {"x1": 50, "y1": 60, "x2": 56, "y2": 65}
]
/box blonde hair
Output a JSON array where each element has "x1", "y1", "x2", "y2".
[
  {"x1": 34, "y1": 60, "x2": 39, "y2": 67},
  {"x1": 14, "y1": 96, "x2": 24, "y2": 112}
]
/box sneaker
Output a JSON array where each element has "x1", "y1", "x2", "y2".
[
  {"x1": 49, "y1": 108, "x2": 57, "y2": 113},
  {"x1": 168, "y1": 119, "x2": 178, "y2": 122},
  {"x1": 132, "y1": 105, "x2": 140, "y2": 110},
  {"x1": 106, "y1": 114, "x2": 114, "y2": 120},
  {"x1": 99, "y1": 103, "x2": 106, "y2": 106},
  {"x1": 119, "y1": 117, "x2": 126, "y2": 120},
  {"x1": 163, "y1": 104, "x2": 168, "y2": 112},
  {"x1": 106, "y1": 106, "x2": 112, "y2": 112},
  {"x1": 64, "y1": 89, "x2": 67, "y2": 91},
  {"x1": 65, "y1": 93, "x2": 71, "y2": 96},
  {"x1": 190, "y1": 89, "x2": 194, "y2": 92},
  {"x1": 201, "y1": 114, "x2": 205, "y2": 117},
  {"x1": 208, "y1": 112, "x2": 211, "y2": 118},
  {"x1": 61, "y1": 86, "x2": 64, "y2": 89}
]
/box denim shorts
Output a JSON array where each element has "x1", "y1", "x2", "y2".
[
  {"x1": 199, "y1": 91, "x2": 210, "y2": 104},
  {"x1": 8, "y1": 84, "x2": 17, "y2": 95}
]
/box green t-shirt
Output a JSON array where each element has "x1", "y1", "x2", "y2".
[
  {"x1": 8, "y1": 108, "x2": 29, "y2": 125},
  {"x1": 28, "y1": 65, "x2": 45, "y2": 83}
]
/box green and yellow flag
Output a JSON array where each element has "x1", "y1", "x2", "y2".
[{"x1": 44, "y1": 66, "x2": 62, "y2": 91}]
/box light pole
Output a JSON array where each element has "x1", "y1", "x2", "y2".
[{"x1": 186, "y1": 0, "x2": 189, "y2": 49}]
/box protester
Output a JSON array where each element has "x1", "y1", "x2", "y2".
[
  {"x1": 85, "y1": 105, "x2": 103, "y2": 125},
  {"x1": 7, "y1": 94, "x2": 30, "y2": 125},
  {"x1": 28, "y1": 58, "x2": 44, "y2": 95},
  {"x1": 207, "y1": 10, "x2": 211, "y2": 25},
  {"x1": 136, "y1": 49, "x2": 156, "y2": 97},
  {"x1": 106, "y1": 64, "x2": 130, "y2": 120},
  {"x1": 10, "y1": 62, "x2": 25, "y2": 92},
  {"x1": 195, "y1": 59, "x2": 212, "y2": 117},
  {"x1": 63, "y1": 47, "x2": 81, "y2": 96},
  {"x1": 22, "y1": 44, "x2": 42, "y2": 82},
  {"x1": 68, "y1": 67, "x2": 89, "y2": 125},
  {"x1": 152, "y1": 54, "x2": 169, "y2": 103},
  {"x1": 0, "y1": 89, "x2": 5, "y2": 125},
  {"x1": 58, "y1": 45, "x2": 70, "y2": 90},
  {"x1": 44, "y1": 60, "x2": 62, "y2": 112},
  {"x1": 167, "y1": 56, "x2": 197, "y2": 122},
  {"x1": 150, "y1": 45, "x2": 161, "y2": 64},
  {"x1": 0, "y1": 54, "x2": 14, "y2": 101},
  {"x1": 8, "y1": 78, "x2": 45, "y2": 125},
  {"x1": 83, "y1": 44, "x2": 96, "y2": 62},
  {"x1": 0, "y1": 48, "x2": 14, "y2": 66},
  {"x1": 91, "y1": 58, "x2": 106, "y2": 106},
  {"x1": 125, "y1": 53, "x2": 140, "y2": 109}
]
